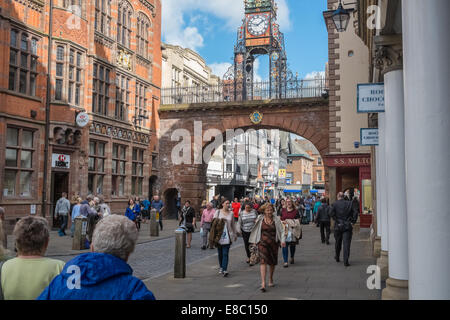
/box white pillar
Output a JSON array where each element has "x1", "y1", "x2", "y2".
[
  {"x1": 384, "y1": 70, "x2": 408, "y2": 281},
  {"x1": 402, "y1": 0, "x2": 450, "y2": 300},
  {"x1": 375, "y1": 146, "x2": 382, "y2": 239},
  {"x1": 378, "y1": 113, "x2": 389, "y2": 252}
]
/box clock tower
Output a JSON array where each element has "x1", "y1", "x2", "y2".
[{"x1": 224, "y1": 0, "x2": 288, "y2": 100}]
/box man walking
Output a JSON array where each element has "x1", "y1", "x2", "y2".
[
  {"x1": 54, "y1": 192, "x2": 71, "y2": 236},
  {"x1": 329, "y1": 192, "x2": 359, "y2": 266},
  {"x1": 151, "y1": 195, "x2": 164, "y2": 231},
  {"x1": 315, "y1": 198, "x2": 331, "y2": 245}
]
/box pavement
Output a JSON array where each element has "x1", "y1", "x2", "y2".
[{"x1": 143, "y1": 224, "x2": 381, "y2": 300}]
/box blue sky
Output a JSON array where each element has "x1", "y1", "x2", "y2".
[{"x1": 162, "y1": 0, "x2": 328, "y2": 81}]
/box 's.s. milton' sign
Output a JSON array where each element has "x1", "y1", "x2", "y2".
[
  {"x1": 325, "y1": 155, "x2": 371, "y2": 168},
  {"x1": 52, "y1": 154, "x2": 70, "y2": 169}
]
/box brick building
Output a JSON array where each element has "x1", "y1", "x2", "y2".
[{"x1": 0, "y1": 0, "x2": 162, "y2": 231}]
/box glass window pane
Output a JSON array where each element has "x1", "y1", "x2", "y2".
[
  {"x1": 69, "y1": 66, "x2": 74, "y2": 80},
  {"x1": 20, "y1": 171, "x2": 32, "y2": 196},
  {"x1": 93, "y1": 64, "x2": 97, "y2": 78},
  {"x1": 10, "y1": 30, "x2": 17, "y2": 47},
  {"x1": 119, "y1": 176, "x2": 124, "y2": 196},
  {"x1": 119, "y1": 161, "x2": 125, "y2": 175},
  {"x1": 120, "y1": 146, "x2": 126, "y2": 159},
  {"x1": 138, "y1": 164, "x2": 143, "y2": 176},
  {"x1": 9, "y1": 68, "x2": 16, "y2": 91},
  {"x1": 31, "y1": 57, "x2": 37, "y2": 72},
  {"x1": 31, "y1": 38, "x2": 37, "y2": 55},
  {"x1": 10, "y1": 49, "x2": 17, "y2": 65},
  {"x1": 56, "y1": 63, "x2": 63, "y2": 77},
  {"x1": 98, "y1": 143, "x2": 105, "y2": 156},
  {"x1": 7, "y1": 128, "x2": 19, "y2": 146},
  {"x1": 139, "y1": 150, "x2": 144, "y2": 162},
  {"x1": 20, "y1": 53, "x2": 28, "y2": 68},
  {"x1": 96, "y1": 175, "x2": 103, "y2": 194},
  {"x1": 69, "y1": 83, "x2": 73, "y2": 103},
  {"x1": 76, "y1": 69, "x2": 81, "y2": 82},
  {"x1": 113, "y1": 145, "x2": 118, "y2": 158},
  {"x1": 21, "y1": 150, "x2": 32, "y2": 168},
  {"x1": 88, "y1": 174, "x2": 94, "y2": 194},
  {"x1": 19, "y1": 70, "x2": 27, "y2": 94},
  {"x1": 112, "y1": 160, "x2": 117, "y2": 174},
  {"x1": 98, "y1": 158, "x2": 104, "y2": 172},
  {"x1": 22, "y1": 130, "x2": 33, "y2": 148},
  {"x1": 57, "y1": 46, "x2": 64, "y2": 61},
  {"x1": 77, "y1": 52, "x2": 82, "y2": 67},
  {"x1": 75, "y1": 86, "x2": 80, "y2": 105},
  {"x1": 70, "y1": 50, "x2": 74, "y2": 64},
  {"x1": 138, "y1": 178, "x2": 143, "y2": 195},
  {"x1": 6, "y1": 149, "x2": 17, "y2": 167},
  {"x1": 131, "y1": 177, "x2": 136, "y2": 195},
  {"x1": 132, "y1": 148, "x2": 137, "y2": 161},
  {"x1": 89, "y1": 141, "x2": 95, "y2": 155},
  {"x1": 55, "y1": 79, "x2": 63, "y2": 100},
  {"x1": 132, "y1": 162, "x2": 136, "y2": 175},
  {"x1": 21, "y1": 34, "x2": 28, "y2": 51},
  {"x1": 4, "y1": 170, "x2": 16, "y2": 196},
  {"x1": 88, "y1": 157, "x2": 95, "y2": 171}
]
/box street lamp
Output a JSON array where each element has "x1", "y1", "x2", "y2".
[{"x1": 332, "y1": 0, "x2": 351, "y2": 32}]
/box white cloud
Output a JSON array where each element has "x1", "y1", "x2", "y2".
[
  {"x1": 305, "y1": 71, "x2": 326, "y2": 80},
  {"x1": 162, "y1": 0, "x2": 292, "y2": 51},
  {"x1": 209, "y1": 62, "x2": 232, "y2": 78}
]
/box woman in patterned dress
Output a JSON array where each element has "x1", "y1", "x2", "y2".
[{"x1": 249, "y1": 203, "x2": 286, "y2": 292}]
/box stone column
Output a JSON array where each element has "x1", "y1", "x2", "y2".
[
  {"x1": 372, "y1": 147, "x2": 381, "y2": 258},
  {"x1": 328, "y1": 167, "x2": 337, "y2": 204},
  {"x1": 381, "y1": 69, "x2": 409, "y2": 300},
  {"x1": 376, "y1": 112, "x2": 388, "y2": 281},
  {"x1": 402, "y1": 0, "x2": 450, "y2": 300}
]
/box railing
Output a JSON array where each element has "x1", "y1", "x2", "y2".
[{"x1": 161, "y1": 78, "x2": 328, "y2": 105}]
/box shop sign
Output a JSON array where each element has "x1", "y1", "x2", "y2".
[
  {"x1": 361, "y1": 128, "x2": 379, "y2": 146},
  {"x1": 278, "y1": 169, "x2": 286, "y2": 178},
  {"x1": 52, "y1": 154, "x2": 70, "y2": 169},
  {"x1": 325, "y1": 155, "x2": 371, "y2": 167},
  {"x1": 357, "y1": 83, "x2": 385, "y2": 113},
  {"x1": 30, "y1": 204, "x2": 36, "y2": 215}
]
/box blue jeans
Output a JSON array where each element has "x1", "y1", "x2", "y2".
[
  {"x1": 282, "y1": 244, "x2": 296, "y2": 263},
  {"x1": 217, "y1": 244, "x2": 231, "y2": 272},
  {"x1": 59, "y1": 215, "x2": 68, "y2": 234}
]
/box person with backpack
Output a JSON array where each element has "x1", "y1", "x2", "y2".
[{"x1": 315, "y1": 197, "x2": 331, "y2": 245}]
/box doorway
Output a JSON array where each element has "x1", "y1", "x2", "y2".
[{"x1": 51, "y1": 172, "x2": 69, "y2": 228}]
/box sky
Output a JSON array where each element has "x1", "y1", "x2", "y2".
[{"x1": 161, "y1": 0, "x2": 329, "y2": 81}]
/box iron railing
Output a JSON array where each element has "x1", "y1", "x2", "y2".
[{"x1": 161, "y1": 77, "x2": 328, "y2": 105}]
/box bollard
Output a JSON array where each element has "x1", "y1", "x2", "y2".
[
  {"x1": 174, "y1": 228, "x2": 186, "y2": 279},
  {"x1": 72, "y1": 216, "x2": 88, "y2": 250},
  {"x1": 150, "y1": 209, "x2": 159, "y2": 237}
]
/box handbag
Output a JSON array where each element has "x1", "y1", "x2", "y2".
[
  {"x1": 286, "y1": 230, "x2": 293, "y2": 243},
  {"x1": 219, "y1": 223, "x2": 230, "y2": 245},
  {"x1": 249, "y1": 244, "x2": 260, "y2": 265}
]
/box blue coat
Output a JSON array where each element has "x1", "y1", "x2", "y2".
[
  {"x1": 37, "y1": 252, "x2": 156, "y2": 300},
  {"x1": 125, "y1": 207, "x2": 136, "y2": 221}
]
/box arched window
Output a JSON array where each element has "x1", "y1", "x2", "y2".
[
  {"x1": 117, "y1": 1, "x2": 133, "y2": 48},
  {"x1": 137, "y1": 12, "x2": 151, "y2": 59}
]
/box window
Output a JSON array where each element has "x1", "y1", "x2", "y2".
[
  {"x1": 137, "y1": 13, "x2": 150, "y2": 59},
  {"x1": 4, "y1": 127, "x2": 35, "y2": 197},
  {"x1": 69, "y1": 49, "x2": 83, "y2": 106},
  {"x1": 94, "y1": 0, "x2": 111, "y2": 36},
  {"x1": 131, "y1": 148, "x2": 144, "y2": 196},
  {"x1": 9, "y1": 29, "x2": 39, "y2": 96},
  {"x1": 115, "y1": 74, "x2": 130, "y2": 120},
  {"x1": 88, "y1": 140, "x2": 106, "y2": 195},
  {"x1": 92, "y1": 62, "x2": 111, "y2": 115},
  {"x1": 317, "y1": 170, "x2": 323, "y2": 182},
  {"x1": 135, "y1": 82, "x2": 148, "y2": 127},
  {"x1": 172, "y1": 67, "x2": 181, "y2": 88},
  {"x1": 112, "y1": 144, "x2": 127, "y2": 197},
  {"x1": 54, "y1": 45, "x2": 84, "y2": 105},
  {"x1": 117, "y1": 1, "x2": 133, "y2": 48},
  {"x1": 317, "y1": 157, "x2": 322, "y2": 165},
  {"x1": 55, "y1": 46, "x2": 64, "y2": 100}
]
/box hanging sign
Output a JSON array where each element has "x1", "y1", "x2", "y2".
[
  {"x1": 360, "y1": 128, "x2": 379, "y2": 146},
  {"x1": 76, "y1": 112, "x2": 90, "y2": 128},
  {"x1": 357, "y1": 83, "x2": 385, "y2": 113},
  {"x1": 52, "y1": 154, "x2": 70, "y2": 169}
]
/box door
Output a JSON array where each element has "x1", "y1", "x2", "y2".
[{"x1": 51, "y1": 172, "x2": 69, "y2": 228}]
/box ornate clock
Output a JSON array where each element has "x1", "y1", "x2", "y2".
[{"x1": 247, "y1": 14, "x2": 270, "y2": 36}]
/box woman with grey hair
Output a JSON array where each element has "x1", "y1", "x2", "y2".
[
  {"x1": 0, "y1": 216, "x2": 65, "y2": 300},
  {"x1": 37, "y1": 215, "x2": 155, "y2": 300}
]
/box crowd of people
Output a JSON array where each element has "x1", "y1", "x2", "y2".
[{"x1": 0, "y1": 188, "x2": 360, "y2": 299}]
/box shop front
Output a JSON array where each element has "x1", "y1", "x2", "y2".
[{"x1": 325, "y1": 154, "x2": 373, "y2": 228}]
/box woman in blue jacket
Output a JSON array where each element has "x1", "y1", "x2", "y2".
[
  {"x1": 125, "y1": 198, "x2": 136, "y2": 221},
  {"x1": 37, "y1": 215, "x2": 155, "y2": 300}
]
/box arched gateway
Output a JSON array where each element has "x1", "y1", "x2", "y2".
[{"x1": 158, "y1": 96, "x2": 329, "y2": 212}]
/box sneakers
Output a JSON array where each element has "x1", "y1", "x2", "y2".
[
  {"x1": 201, "y1": 246, "x2": 206, "y2": 250},
  {"x1": 219, "y1": 268, "x2": 223, "y2": 274},
  {"x1": 290, "y1": 258, "x2": 294, "y2": 265},
  {"x1": 283, "y1": 263, "x2": 288, "y2": 268},
  {"x1": 335, "y1": 255, "x2": 340, "y2": 263},
  {"x1": 223, "y1": 271, "x2": 229, "y2": 277}
]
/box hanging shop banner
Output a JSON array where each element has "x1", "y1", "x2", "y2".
[
  {"x1": 361, "y1": 128, "x2": 379, "y2": 146},
  {"x1": 357, "y1": 83, "x2": 385, "y2": 113},
  {"x1": 52, "y1": 154, "x2": 70, "y2": 169},
  {"x1": 278, "y1": 169, "x2": 286, "y2": 178}
]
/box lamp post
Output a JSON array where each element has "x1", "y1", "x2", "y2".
[{"x1": 331, "y1": 0, "x2": 352, "y2": 32}]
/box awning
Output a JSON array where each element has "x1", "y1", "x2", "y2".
[{"x1": 284, "y1": 190, "x2": 302, "y2": 193}]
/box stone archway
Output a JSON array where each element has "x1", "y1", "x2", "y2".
[{"x1": 158, "y1": 97, "x2": 329, "y2": 212}]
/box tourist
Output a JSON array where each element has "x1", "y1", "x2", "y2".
[
  {"x1": 200, "y1": 202, "x2": 215, "y2": 250},
  {"x1": 313, "y1": 197, "x2": 322, "y2": 225},
  {"x1": 276, "y1": 199, "x2": 286, "y2": 217},
  {"x1": 125, "y1": 198, "x2": 139, "y2": 230},
  {"x1": 315, "y1": 197, "x2": 331, "y2": 245},
  {"x1": 249, "y1": 203, "x2": 286, "y2": 292},
  {"x1": 86, "y1": 196, "x2": 101, "y2": 242},
  {"x1": 180, "y1": 200, "x2": 196, "y2": 248},
  {"x1": 70, "y1": 197, "x2": 82, "y2": 238},
  {"x1": 329, "y1": 192, "x2": 359, "y2": 267},
  {"x1": 214, "y1": 199, "x2": 238, "y2": 277},
  {"x1": 54, "y1": 192, "x2": 71, "y2": 236},
  {"x1": 304, "y1": 197, "x2": 312, "y2": 224},
  {"x1": 141, "y1": 198, "x2": 151, "y2": 224},
  {"x1": 231, "y1": 198, "x2": 241, "y2": 222},
  {"x1": 133, "y1": 197, "x2": 142, "y2": 227},
  {"x1": 151, "y1": 195, "x2": 164, "y2": 231},
  {"x1": 0, "y1": 216, "x2": 65, "y2": 300},
  {"x1": 37, "y1": 215, "x2": 155, "y2": 300},
  {"x1": 238, "y1": 203, "x2": 258, "y2": 264},
  {"x1": 280, "y1": 198, "x2": 302, "y2": 267}
]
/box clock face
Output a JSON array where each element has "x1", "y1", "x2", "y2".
[{"x1": 247, "y1": 14, "x2": 269, "y2": 37}]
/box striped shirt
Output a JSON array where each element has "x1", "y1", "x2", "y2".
[{"x1": 239, "y1": 210, "x2": 258, "y2": 233}]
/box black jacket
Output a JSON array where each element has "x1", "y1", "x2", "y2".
[
  {"x1": 329, "y1": 199, "x2": 359, "y2": 225},
  {"x1": 316, "y1": 204, "x2": 331, "y2": 223}
]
